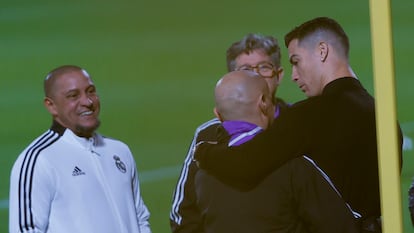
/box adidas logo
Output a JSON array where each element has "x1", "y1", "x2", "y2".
[{"x1": 72, "y1": 166, "x2": 86, "y2": 176}]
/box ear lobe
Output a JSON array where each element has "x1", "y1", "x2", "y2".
[
  {"x1": 213, "y1": 107, "x2": 223, "y2": 122},
  {"x1": 44, "y1": 97, "x2": 57, "y2": 116}
]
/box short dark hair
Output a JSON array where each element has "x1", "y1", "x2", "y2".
[
  {"x1": 284, "y1": 17, "x2": 350, "y2": 58},
  {"x1": 226, "y1": 33, "x2": 281, "y2": 71}
]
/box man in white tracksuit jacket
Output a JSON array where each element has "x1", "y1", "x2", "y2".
[{"x1": 9, "y1": 65, "x2": 151, "y2": 233}]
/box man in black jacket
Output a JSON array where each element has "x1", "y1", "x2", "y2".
[
  {"x1": 195, "y1": 70, "x2": 359, "y2": 233},
  {"x1": 195, "y1": 17, "x2": 403, "y2": 233}
]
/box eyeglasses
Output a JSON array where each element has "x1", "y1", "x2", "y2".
[{"x1": 235, "y1": 62, "x2": 275, "y2": 78}]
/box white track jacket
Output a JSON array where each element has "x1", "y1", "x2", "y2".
[{"x1": 9, "y1": 124, "x2": 151, "y2": 233}]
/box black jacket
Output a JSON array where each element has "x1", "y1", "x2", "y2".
[
  {"x1": 195, "y1": 77, "x2": 403, "y2": 220},
  {"x1": 170, "y1": 99, "x2": 288, "y2": 233},
  {"x1": 195, "y1": 156, "x2": 359, "y2": 233}
]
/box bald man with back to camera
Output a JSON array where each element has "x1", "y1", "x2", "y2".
[
  {"x1": 169, "y1": 33, "x2": 288, "y2": 233},
  {"x1": 194, "y1": 70, "x2": 359, "y2": 233}
]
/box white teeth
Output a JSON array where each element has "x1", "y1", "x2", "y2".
[{"x1": 80, "y1": 111, "x2": 93, "y2": 116}]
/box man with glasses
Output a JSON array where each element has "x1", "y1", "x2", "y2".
[
  {"x1": 237, "y1": 63, "x2": 275, "y2": 80},
  {"x1": 169, "y1": 33, "x2": 287, "y2": 233}
]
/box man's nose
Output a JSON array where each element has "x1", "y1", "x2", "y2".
[
  {"x1": 81, "y1": 95, "x2": 93, "y2": 105},
  {"x1": 291, "y1": 68, "x2": 299, "y2": 82}
]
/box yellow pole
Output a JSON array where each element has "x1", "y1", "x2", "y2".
[{"x1": 369, "y1": 0, "x2": 402, "y2": 232}]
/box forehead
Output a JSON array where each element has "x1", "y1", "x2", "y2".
[
  {"x1": 288, "y1": 39, "x2": 309, "y2": 59},
  {"x1": 288, "y1": 39, "x2": 300, "y2": 54},
  {"x1": 55, "y1": 70, "x2": 94, "y2": 90},
  {"x1": 235, "y1": 49, "x2": 271, "y2": 66}
]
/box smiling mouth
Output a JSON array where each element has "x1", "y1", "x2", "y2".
[{"x1": 80, "y1": 111, "x2": 94, "y2": 116}]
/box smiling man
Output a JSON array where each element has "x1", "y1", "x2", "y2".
[
  {"x1": 9, "y1": 65, "x2": 151, "y2": 233},
  {"x1": 43, "y1": 67, "x2": 101, "y2": 137}
]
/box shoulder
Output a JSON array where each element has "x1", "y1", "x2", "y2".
[
  {"x1": 12, "y1": 130, "x2": 63, "y2": 177},
  {"x1": 195, "y1": 118, "x2": 221, "y2": 132},
  {"x1": 193, "y1": 118, "x2": 222, "y2": 140},
  {"x1": 18, "y1": 129, "x2": 63, "y2": 159}
]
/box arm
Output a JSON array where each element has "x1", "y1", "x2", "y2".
[
  {"x1": 170, "y1": 162, "x2": 204, "y2": 233},
  {"x1": 194, "y1": 109, "x2": 304, "y2": 187},
  {"x1": 292, "y1": 156, "x2": 359, "y2": 233},
  {"x1": 9, "y1": 153, "x2": 54, "y2": 233},
  {"x1": 132, "y1": 164, "x2": 152, "y2": 233},
  {"x1": 170, "y1": 119, "x2": 221, "y2": 233}
]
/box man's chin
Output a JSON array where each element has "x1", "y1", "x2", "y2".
[{"x1": 75, "y1": 121, "x2": 101, "y2": 138}]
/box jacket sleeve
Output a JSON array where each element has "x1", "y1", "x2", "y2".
[
  {"x1": 169, "y1": 136, "x2": 204, "y2": 233},
  {"x1": 9, "y1": 152, "x2": 55, "y2": 233},
  {"x1": 194, "y1": 108, "x2": 304, "y2": 188},
  {"x1": 291, "y1": 156, "x2": 360, "y2": 233},
  {"x1": 132, "y1": 163, "x2": 152, "y2": 233},
  {"x1": 170, "y1": 119, "x2": 221, "y2": 233},
  {"x1": 170, "y1": 161, "x2": 203, "y2": 233}
]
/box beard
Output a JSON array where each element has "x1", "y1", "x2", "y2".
[{"x1": 75, "y1": 120, "x2": 101, "y2": 138}]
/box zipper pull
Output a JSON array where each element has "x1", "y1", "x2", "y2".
[{"x1": 91, "y1": 150, "x2": 101, "y2": 156}]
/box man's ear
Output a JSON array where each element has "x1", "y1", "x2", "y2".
[
  {"x1": 213, "y1": 107, "x2": 224, "y2": 122},
  {"x1": 44, "y1": 97, "x2": 57, "y2": 116},
  {"x1": 274, "y1": 67, "x2": 284, "y2": 85},
  {"x1": 319, "y1": 42, "x2": 329, "y2": 62},
  {"x1": 258, "y1": 94, "x2": 268, "y2": 115}
]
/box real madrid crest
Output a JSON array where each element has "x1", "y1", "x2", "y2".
[{"x1": 113, "y1": 155, "x2": 126, "y2": 173}]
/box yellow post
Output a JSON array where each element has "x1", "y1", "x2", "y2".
[{"x1": 369, "y1": 0, "x2": 402, "y2": 232}]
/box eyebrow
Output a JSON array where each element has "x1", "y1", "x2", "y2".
[
  {"x1": 64, "y1": 89, "x2": 79, "y2": 95},
  {"x1": 63, "y1": 84, "x2": 95, "y2": 94}
]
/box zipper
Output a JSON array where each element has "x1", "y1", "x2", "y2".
[{"x1": 89, "y1": 144, "x2": 127, "y2": 233}]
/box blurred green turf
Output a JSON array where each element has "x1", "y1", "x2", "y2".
[{"x1": 0, "y1": 0, "x2": 413, "y2": 232}]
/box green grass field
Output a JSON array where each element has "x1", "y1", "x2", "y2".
[{"x1": 1, "y1": 0, "x2": 413, "y2": 232}]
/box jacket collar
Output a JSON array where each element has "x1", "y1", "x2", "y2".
[
  {"x1": 322, "y1": 77, "x2": 363, "y2": 96},
  {"x1": 50, "y1": 120, "x2": 100, "y2": 150}
]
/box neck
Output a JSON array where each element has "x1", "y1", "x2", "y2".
[{"x1": 323, "y1": 60, "x2": 356, "y2": 87}]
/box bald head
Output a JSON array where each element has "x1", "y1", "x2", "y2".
[
  {"x1": 44, "y1": 65, "x2": 91, "y2": 98},
  {"x1": 214, "y1": 70, "x2": 274, "y2": 128}
]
